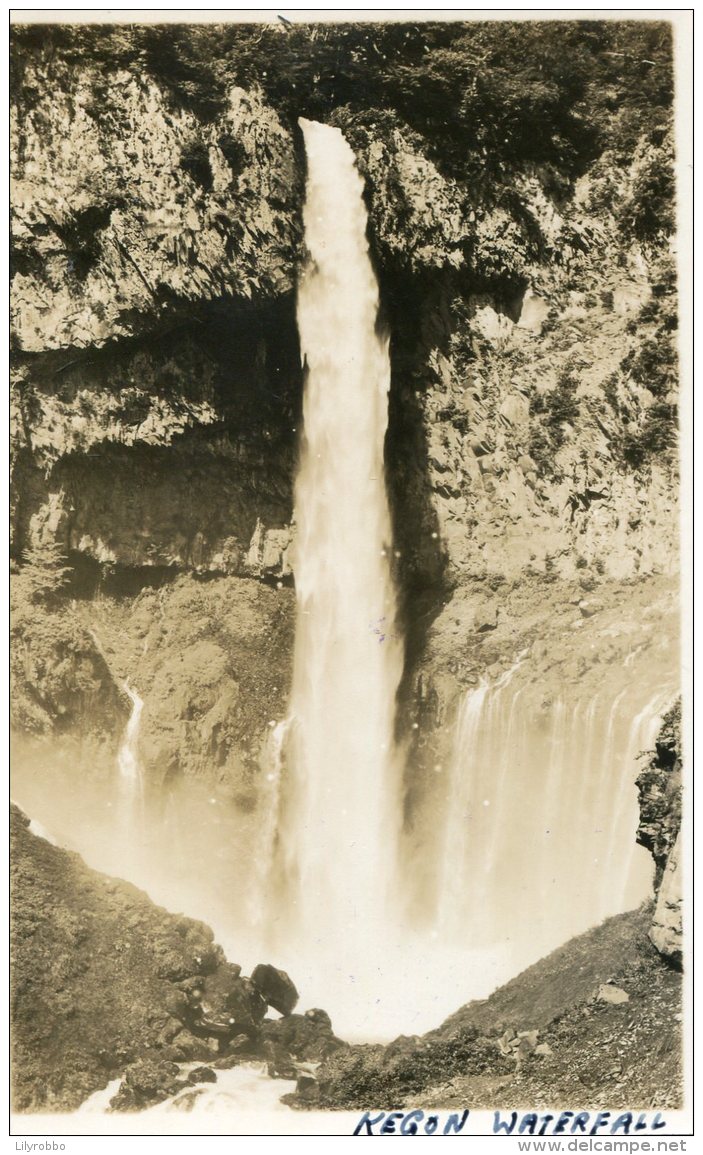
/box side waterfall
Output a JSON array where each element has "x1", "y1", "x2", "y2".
[
  {"x1": 436, "y1": 672, "x2": 673, "y2": 963},
  {"x1": 264, "y1": 120, "x2": 408, "y2": 1032},
  {"x1": 117, "y1": 682, "x2": 144, "y2": 825}
]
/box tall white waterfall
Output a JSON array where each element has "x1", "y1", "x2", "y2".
[
  {"x1": 275, "y1": 119, "x2": 404, "y2": 936},
  {"x1": 252, "y1": 118, "x2": 557, "y2": 1039}
]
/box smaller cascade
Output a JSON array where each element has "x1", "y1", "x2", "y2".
[
  {"x1": 601, "y1": 690, "x2": 673, "y2": 913},
  {"x1": 437, "y1": 660, "x2": 524, "y2": 931},
  {"x1": 434, "y1": 664, "x2": 675, "y2": 968},
  {"x1": 250, "y1": 718, "x2": 291, "y2": 925},
  {"x1": 117, "y1": 682, "x2": 144, "y2": 820}
]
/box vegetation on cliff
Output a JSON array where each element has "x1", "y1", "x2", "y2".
[{"x1": 13, "y1": 21, "x2": 672, "y2": 199}]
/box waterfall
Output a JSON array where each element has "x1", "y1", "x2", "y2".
[
  {"x1": 436, "y1": 670, "x2": 673, "y2": 963},
  {"x1": 251, "y1": 719, "x2": 290, "y2": 922},
  {"x1": 259, "y1": 119, "x2": 409, "y2": 1032},
  {"x1": 274, "y1": 119, "x2": 403, "y2": 929},
  {"x1": 117, "y1": 682, "x2": 144, "y2": 821}
]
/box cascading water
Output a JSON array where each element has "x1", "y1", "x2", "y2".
[
  {"x1": 117, "y1": 681, "x2": 144, "y2": 819},
  {"x1": 262, "y1": 119, "x2": 406, "y2": 1028},
  {"x1": 434, "y1": 665, "x2": 675, "y2": 968}
]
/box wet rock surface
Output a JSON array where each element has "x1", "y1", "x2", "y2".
[{"x1": 108, "y1": 1059, "x2": 186, "y2": 1112}]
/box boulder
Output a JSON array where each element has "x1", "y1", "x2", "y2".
[
  {"x1": 212, "y1": 1035, "x2": 260, "y2": 1069},
  {"x1": 261, "y1": 1010, "x2": 346, "y2": 1063},
  {"x1": 109, "y1": 1059, "x2": 185, "y2": 1112},
  {"x1": 475, "y1": 602, "x2": 498, "y2": 632},
  {"x1": 166, "y1": 1029, "x2": 214, "y2": 1061},
  {"x1": 156, "y1": 1016, "x2": 185, "y2": 1047},
  {"x1": 223, "y1": 976, "x2": 268, "y2": 1033},
  {"x1": 251, "y1": 963, "x2": 299, "y2": 1016},
  {"x1": 596, "y1": 984, "x2": 630, "y2": 1005},
  {"x1": 295, "y1": 1071, "x2": 320, "y2": 1104},
  {"x1": 264, "y1": 1041, "x2": 298, "y2": 1080},
  {"x1": 163, "y1": 989, "x2": 190, "y2": 1023},
  {"x1": 187, "y1": 1066, "x2": 217, "y2": 1085}
]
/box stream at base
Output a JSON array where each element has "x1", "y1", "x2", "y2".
[{"x1": 79, "y1": 1063, "x2": 297, "y2": 1118}]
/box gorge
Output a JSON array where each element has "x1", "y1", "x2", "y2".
[{"x1": 10, "y1": 17, "x2": 684, "y2": 1115}]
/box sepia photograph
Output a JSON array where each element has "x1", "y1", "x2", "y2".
[{"x1": 9, "y1": 9, "x2": 691, "y2": 1138}]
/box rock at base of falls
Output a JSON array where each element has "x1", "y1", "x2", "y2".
[
  {"x1": 108, "y1": 1059, "x2": 187, "y2": 1112},
  {"x1": 251, "y1": 963, "x2": 299, "y2": 1016},
  {"x1": 262, "y1": 1009, "x2": 346, "y2": 1066},
  {"x1": 187, "y1": 1066, "x2": 217, "y2": 1085},
  {"x1": 222, "y1": 976, "x2": 268, "y2": 1029}
]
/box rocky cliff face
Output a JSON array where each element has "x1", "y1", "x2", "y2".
[
  {"x1": 12, "y1": 42, "x2": 304, "y2": 578},
  {"x1": 636, "y1": 700, "x2": 683, "y2": 965},
  {"x1": 10, "y1": 23, "x2": 680, "y2": 834},
  {"x1": 11, "y1": 33, "x2": 306, "y2": 797}
]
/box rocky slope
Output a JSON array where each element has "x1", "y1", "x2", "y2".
[
  {"x1": 10, "y1": 804, "x2": 344, "y2": 1112},
  {"x1": 310, "y1": 905, "x2": 682, "y2": 1112}
]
